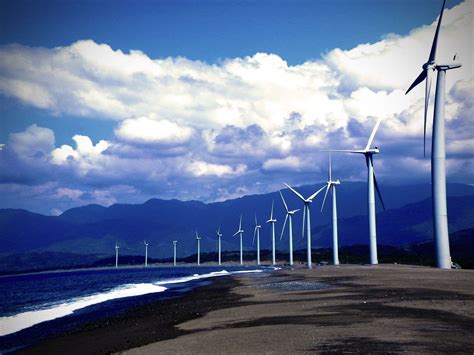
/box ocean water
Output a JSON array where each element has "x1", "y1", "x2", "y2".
[{"x1": 0, "y1": 265, "x2": 268, "y2": 352}]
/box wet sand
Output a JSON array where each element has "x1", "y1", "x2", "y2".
[{"x1": 20, "y1": 264, "x2": 474, "y2": 354}]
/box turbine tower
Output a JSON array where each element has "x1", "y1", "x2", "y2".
[
  {"x1": 144, "y1": 240, "x2": 149, "y2": 267},
  {"x1": 173, "y1": 240, "x2": 177, "y2": 266},
  {"x1": 327, "y1": 119, "x2": 385, "y2": 265},
  {"x1": 321, "y1": 154, "x2": 341, "y2": 266},
  {"x1": 195, "y1": 230, "x2": 201, "y2": 266},
  {"x1": 284, "y1": 184, "x2": 326, "y2": 269},
  {"x1": 279, "y1": 190, "x2": 299, "y2": 266},
  {"x1": 216, "y1": 227, "x2": 222, "y2": 265},
  {"x1": 266, "y1": 200, "x2": 277, "y2": 265},
  {"x1": 405, "y1": 0, "x2": 460, "y2": 269},
  {"x1": 232, "y1": 214, "x2": 244, "y2": 265},
  {"x1": 115, "y1": 242, "x2": 119, "y2": 268},
  {"x1": 253, "y1": 214, "x2": 262, "y2": 265}
]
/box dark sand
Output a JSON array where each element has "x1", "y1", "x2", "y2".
[{"x1": 20, "y1": 264, "x2": 474, "y2": 354}]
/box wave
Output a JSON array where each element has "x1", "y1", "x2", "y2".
[{"x1": 0, "y1": 268, "x2": 263, "y2": 337}]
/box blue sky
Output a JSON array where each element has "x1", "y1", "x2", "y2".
[{"x1": 0, "y1": 0, "x2": 472, "y2": 214}]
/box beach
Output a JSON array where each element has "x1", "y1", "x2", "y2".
[{"x1": 20, "y1": 264, "x2": 474, "y2": 354}]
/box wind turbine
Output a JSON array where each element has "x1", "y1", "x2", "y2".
[
  {"x1": 115, "y1": 242, "x2": 119, "y2": 268},
  {"x1": 320, "y1": 153, "x2": 341, "y2": 266},
  {"x1": 232, "y1": 214, "x2": 244, "y2": 265},
  {"x1": 173, "y1": 240, "x2": 177, "y2": 266},
  {"x1": 326, "y1": 119, "x2": 385, "y2": 265},
  {"x1": 253, "y1": 214, "x2": 262, "y2": 265},
  {"x1": 216, "y1": 227, "x2": 222, "y2": 265},
  {"x1": 284, "y1": 184, "x2": 326, "y2": 269},
  {"x1": 266, "y1": 200, "x2": 277, "y2": 265},
  {"x1": 405, "y1": 0, "x2": 460, "y2": 269},
  {"x1": 279, "y1": 190, "x2": 299, "y2": 266},
  {"x1": 144, "y1": 240, "x2": 149, "y2": 267},
  {"x1": 195, "y1": 230, "x2": 201, "y2": 266}
]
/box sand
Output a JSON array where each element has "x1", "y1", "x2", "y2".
[
  {"x1": 125, "y1": 264, "x2": 474, "y2": 354},
  {"x1": 19, "y1": 264, "x2": 474, "y2": 354}
]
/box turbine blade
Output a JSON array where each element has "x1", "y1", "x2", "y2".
[
  {"x1": 253, "y1": 226, "x2": 257, "y2": 246},
  {"x1": 424, "y1": 69, "x2": 433, "y2": 157},
  {"x1": 371, "y1": 156, "x2": 386, "y2": 211},
  {"x1": 328, "y1": 152, "x2": 332, "y2": 182},
  {"x1": 279, "y1": 190, "x2": 289, "y2": 212},
  {"x1": 428, "y1": 0, "x2": 446, "y2": 63},
  {"x1": 232, "y1": 230, "x2": 239, "y2": 237},
  {"x1": 308, "y1": 185, "x2": 327, "y2": 201},
  {"x1": 280, "y1": 214, "x2": 288, "y2": 241},
  {"x1": 324, "y1": 149, "x2": 367, "y2": 154},
  {"x1": 365, "y1": 119, "x2": 382, "y2": 151},
  {"x1": 239, "y1": 214, "x2": 242, "y2": 230},
  {"x1": 302, "y1": 205, "x2": 306, "y2": 239},
  {"x1": 405, "y1": 70, "x2": 427, "y2": 95},
  {"x1": 270, "y1": 200, "x2": 274, "y2": 219},
  {"x1": 284, "y1": 183, "x2": 306, "y2": 202},
  {"x1": 320, "y1": 184, "x2": 330, "y2": 212}
]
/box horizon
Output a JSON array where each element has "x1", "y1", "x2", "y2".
[{"x1": 0, "y1": 0, "x2": 472, "y2": 215}]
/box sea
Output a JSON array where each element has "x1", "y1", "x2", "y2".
[{"x1": 0, "y1": 265, "x2": 270, "y2": 353}]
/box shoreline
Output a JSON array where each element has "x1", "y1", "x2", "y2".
[{"x1": 10, "y1": 264, "x2": 474, "y2": 354}]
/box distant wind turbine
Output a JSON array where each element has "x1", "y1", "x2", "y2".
[
  {"x1": 266, "y1": 200, "x2": 277, "y2": 265},
  {"x1": 216, "y1": 227, "x2": 222, "y2": 265},
  {"x1": 325, "y1": 119, "x2": 385, "y2": 265},
  {"x1": 173, "y1": 240, "x2": 177, "y2": 266},
  {"x1": 405, "y1": 0, "x2": 460, "y2": 269},
  {"x1": 115, "y1": 242, "x2": 119, "y2": 268},
  {"x1": 195, "y1": 230, "x2": 201, "y2": 266},
  {"x1": 279, "y1": 190, "x2": 299, "y2": 266},
  {"x1": 232, "y1": 214, "x2": 244, "y2": 265},
  {"x1": 320, "y1": 153, "x2": 341, "y2": 266},
  {"x1": 253, "y1": 214, "x2": 262, "y2": 265},
  {"x1": 144, "y1": 240, "x2": 149, "y2": 267},
  {"x1": 284, "y1": 184, "x2": 326, "y2": 269}
]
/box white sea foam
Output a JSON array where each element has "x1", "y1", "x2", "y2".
[{"x1": 0, "y1": 268, "x2": 262, "y2": 337}]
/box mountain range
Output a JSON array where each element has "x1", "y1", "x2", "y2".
[{"x1": 0, "y1": 182, "x2": 473, "y2": 273}]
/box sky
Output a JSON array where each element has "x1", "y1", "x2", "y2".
[{"x1": 0, "y1": 0, "x2": 472, "y2": 215}]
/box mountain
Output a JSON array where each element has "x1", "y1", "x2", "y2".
[{"x1": 0, "y1": 183, "x2": 473, "y2": 265}]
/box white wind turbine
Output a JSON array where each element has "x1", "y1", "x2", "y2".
[
  {"x1": 320, "y1": 153, "x2": 341, "y2": 266},
  {"x1": 195, "y1": 230, "x2": 201, "y2": 266},
  {"x1": 284, "y1": 184, "x2": 326, "y2": 269},
  {"x1": 115, "y1": 242, "x2": 119, "y2": 268},
  {"x1": 253, "y1": 214, "x2": 262, "y2": 266},
  {"x1": 232, "y1": 214, "x2": 244, "y2": 265},
  {"x1": 326, "y1": 119, "x2": 385, "y2": 265},
  {"x1": 173, "y1": 240, "x2": 177, "y2": 266},
  {"x1": 405, "y1": 0, "x2": 460, "y2": 269},
  {"x1": 279, "y1": 190, "x2": 299, "y2": 266},
  {"x1": 144, "y1": 240, "x2": 149, "y2": 267},
  {"x1": 266, "y1": 200, "x2": 277, "y2": 265},
  {"x1": 216, "y1": 227, "x2": 222, "y2": 265}
]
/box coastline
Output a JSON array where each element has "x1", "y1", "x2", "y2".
[{"x1": 11, "y1": 264, "x2": 474, "y2": 354}]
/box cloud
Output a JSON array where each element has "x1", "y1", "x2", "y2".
[
  {"x1": 187, "y1": 161, "x2": 247, "y2": 177},
  {"x1": 0, "y1": 1, "x2": 472, "y2": 213},
  {"x1": 114, "y1": 117, "x2": 194, "y2": 145}
]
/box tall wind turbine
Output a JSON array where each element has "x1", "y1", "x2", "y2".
[
  {"x1": 173, "y1": 240, "x2": 177, "y2": 266},
  {"x1": 320, "y1": 154, "x2": 341, "y2": 266},
  {"x1": 405, "y1": 0, "x2": 460, "y2": 269},
  {"x1": 284, "y1": 184, "x2": 326, "y2": 269},
  {"x1": 144, "y1": 240, "x2": 149, "y2": 267},
  {"x1": 253, "y1": 214, "x2": 261, "y2": 265},
  {"x1": 115, "y1": 242, "x2": 119, "y2": 268},
  {"x1": 326, "y1": 119, "x2": 385, "y2": 265},
  {"x1": 266, "y1": 200, "x2": 277, "y2": 265},
  {"x1": 195, "y1": 230, "x2": 201, "y2": 266},
  {"x1": 232, "y1": 214, "x2": 244, "y2": 265},
  {"x1": 216, "y1": 227, "x2": 222, "y2": 265},
  {"x1": 279, "y1": 190, "x2": 299, "y2": 266}
]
